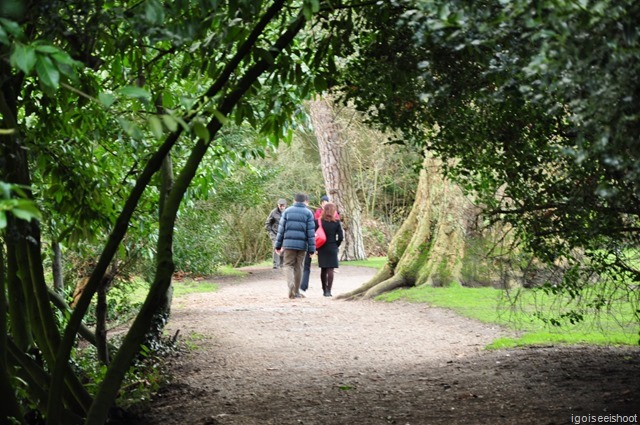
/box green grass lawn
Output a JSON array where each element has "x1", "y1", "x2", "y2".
[
  {"x1": 377, "y1": 282, "x2": 639, "y2": 348},
  {"x1": 343, "y1": 256, "x2": 638, "y2": 348},
  {"x1": 344, "y1": 256, "x2": 387, "y2": 269}
]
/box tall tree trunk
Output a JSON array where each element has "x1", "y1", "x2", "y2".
[
  {"x1": 1, "y1": 90, "x2": 93, "y2": 420},
  {"x1": 5, "y1": 239, "x2": 32, "y2": 351},
  {"x1": 86, "y1": 140, "x2": 206, "y2": 425},
  {"x1": 95, "y1": 266, "x2": 117, "y2": 366},
  {"x1": 141, "y1": 154, "x2": 175, "y2": 350},
  {"x1": 0, "y1": 237, "x2": 25, "y2": 424},
  {"x1": 309, "y1": 96, "x2": 366, "y2": 260},
  {"x1": 340, "y1": 153, "x2": 475, "y2": 299},
  {"x1": 157, "y1": 155, "x2": 174, "y2": 318},
  {"x1": 52, "y1": 240, "x2": 63, "y2": 292}
]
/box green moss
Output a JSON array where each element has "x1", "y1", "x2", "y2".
[{"x1": 432, "y1": 257, "x2": 454, "y2": 287}]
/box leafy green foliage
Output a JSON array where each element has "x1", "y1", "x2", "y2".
[
  {"x1": 0, "y1": 182, "x2": 41, "y2": 228},
  {"x1": 334, "y1": 1, "x2": 640, "y2": 316},
  {"x1": 72, "y1": 338, "x2": 173, "y2": 405},
  {"x1": 173, "y1": 201, "x2": 226, "y2": 275},
  {"x1": 1, "y1": 0, "x2": 369, "y2": 423}
]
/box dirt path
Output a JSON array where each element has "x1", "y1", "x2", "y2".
[{"x1": 132, "y1": 265, "x2": 640, "y2": 425}]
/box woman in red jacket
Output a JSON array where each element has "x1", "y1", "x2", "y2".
[{"x1": 316, "y1": 202, "x2": 343, "y2": 296}]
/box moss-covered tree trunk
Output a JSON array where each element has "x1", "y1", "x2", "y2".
[{"x1": 340, "y1": 153, "x2": 475, "y2": 300}]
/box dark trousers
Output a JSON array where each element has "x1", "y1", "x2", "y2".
[
  {"x1": 320, "y1": 268, "x2": 335, "y2": 295},
  {"x1": 299, "y1": 253, "x2": 311, "y2": 291},
  {"x1": 271, "y1": 237, "x2": 283, "y2": 268}
]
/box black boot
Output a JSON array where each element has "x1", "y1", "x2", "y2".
[
  {"x1": 323, "y1": 281, "x2": 331, "y2": 297},
  {"x1": 321, "y1": 269, "x2": 327, "y2": 295}
]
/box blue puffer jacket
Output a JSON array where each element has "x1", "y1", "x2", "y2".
[{"x1": 274, "y1": 202, "x2": 316, "y2": 253}]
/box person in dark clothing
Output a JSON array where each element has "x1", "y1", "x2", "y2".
[
  {"x1": 316, "y1": 202, "x2": 343, "y2": 297},
  {"x1": 275, "y1": 193, "x2": 316, "y2": 299},
  {"x1": 301, "y1": 194, "x2": 341, "y2": 292},
  {"x1": 265, "y1": 198, "x2": 287, "y2": 268},
  {"x1": 299, "y1": 195, "x2": 314, "y2": 292}
]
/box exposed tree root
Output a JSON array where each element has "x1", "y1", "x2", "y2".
[
  {"x1": 339, "y1": 264, "x2": 412, "y2": 300},
  {"x1": 338, "y1": 264, "x2": 393, "y2": 300},
  {"x1": 360, "y1": 274, "x2": 410, "y2": 300}
]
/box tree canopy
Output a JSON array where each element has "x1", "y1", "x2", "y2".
[
  {"x1": 2, "y1": 0, "x2": 639, "y2": 423},
  {"x1": 334, "y1": 0, "x2": 640, "y2": 298},
  {"x1": 0, "y1": 1, "x2": 365, "y2": 423}
]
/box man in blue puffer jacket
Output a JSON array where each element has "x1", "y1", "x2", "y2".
[{"x1": 275, "y1": 193, "x2": 316, "y2": 299}]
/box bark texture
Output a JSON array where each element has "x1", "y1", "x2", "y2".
[
  {"x1": 309, "y1": 96, "x2": 366, "y2": 261},
  {"x1": 52, "y1": 240, "x2": 63, "y2": 292},
  {"x1": 340, "y1": 153, "x2": 475, "y2": 300}
]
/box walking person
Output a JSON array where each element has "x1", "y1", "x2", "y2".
[
  {"x1": 265, "y1": 198, "x2": 287, "y2": 269},
  {"x1": 301, "y1": 194, "x2": 340, "y2": 291},
  {"x1": 299, "y1": 195, "x2": 314, "y2": 292},
  {"x1": 275, "y1": 193, "x2": 316, "y2": 299},
  {"x1": 316, "y1": 202, "x2": 343, "y2": 297}
]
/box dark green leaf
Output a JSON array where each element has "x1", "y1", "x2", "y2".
[
  {"x1": 10, "y1": 43, "x2": 37, "y2": 74},
  {"x1": 0, "y1": 17, "x2": 21, "y2": 37},
  {"x1": 0, "y1": 26, "x2": 8, "y2": 45},
  {"x1": 34, "y1": 44, "x2": 60, "y2": 54},
  {"x1": 98, "y1": 92, "x2": 116, "y2": 108},
  {"x1": 193, "y1": 121, "x2": 210, "y2": 142},
  {"x1": 35, "y1": 54, "x2": 60, "y2": 89},
  {"x1": 119, "y1": 86, "x2": 152, "y2": 100},
  {"x1": 161, "y1": 114, "x2": 179, "y2": 132},
  {"x1": 145, "y1": 0, "x2": 165, "y2": 24},
  {"x1": 148, "y1": 115, "x2": 164, "y2": 139}
]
